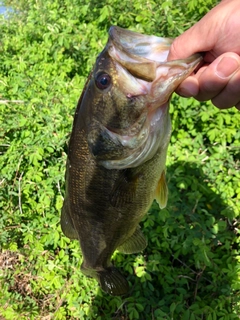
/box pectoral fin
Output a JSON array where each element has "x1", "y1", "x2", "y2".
[
  {"x1": 110, "y1": 169, "x2": 140, "y2": 207},
  {"x1": 155, "y1": 170, "x2": 168, "y2": 209},
  {"x1": 61, "y1": 202, "x2": 78, "y2": 239},
  {"x1": 117, "y1": 226, "x2": 147, "y2": 254}
]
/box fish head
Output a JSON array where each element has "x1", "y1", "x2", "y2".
[{"x1": 81, "y1": 26, "x2": 202, "y2": 169}]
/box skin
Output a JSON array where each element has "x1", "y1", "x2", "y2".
[
  {"x1": 61, "y1": 27, "x2": 201, "y2": 295},
  {"x1": 167, "y1": 0, "x2": 240, "y2": 110}
]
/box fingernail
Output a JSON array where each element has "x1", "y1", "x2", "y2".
[
  {"x1": 178, "y1": 88, "x2": 191, "y2": 97},
  {"x1": 216, "y1": 57, "x2": 240, "y2": 79},
  {"x1": 178, "y1": 83, "x2": 198, "y2": 97}
]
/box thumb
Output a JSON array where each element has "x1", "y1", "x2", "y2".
[
  {"x1": 167, "y1": 0, "x2": 239, "y2": 61},
  {"x1": 167, "y1": 21, "x2": 215, "y2": 61}
]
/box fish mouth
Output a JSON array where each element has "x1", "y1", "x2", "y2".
[{"x1": 99, "y1": 26, "x2": 202, "y2": 170}]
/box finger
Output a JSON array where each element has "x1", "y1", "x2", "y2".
[
  {"x1": 211, "y1": 67, "x2": 240, "y2": 109},
  {"x1": 175, "y1": 76, "x2": 199, "y2": 97},
  {"x1": 167, "y1": 0, "x2": 240, "y2": 61},
  {"x1": 194, "y1": 53, "x2": 240, "y2": 101},
  {"x1": 167, "y1": 24, "x2": 215, "y2": 60},
  {"x1": 175, "y1": 66, "x2": 208, "y2": 97},
  {"x1": 167, "y1": 4, "x2": 221, "y2": 61}
]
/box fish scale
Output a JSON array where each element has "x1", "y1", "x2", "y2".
[{"x1": 61, "y1": 26, "x2": 202, "y2": 296}]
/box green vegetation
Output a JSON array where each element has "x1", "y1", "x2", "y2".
[{"x1": 0, "y1": 0, "x2": 239, "y2": 319}]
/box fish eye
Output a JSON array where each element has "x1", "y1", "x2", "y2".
[{"x1": 95, "y1": 72, "x2": 111, "y2": 90}]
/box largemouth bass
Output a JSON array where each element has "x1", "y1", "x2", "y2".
[{"x1": 61, "y1": 26, "x2": 201, "y2": 296}]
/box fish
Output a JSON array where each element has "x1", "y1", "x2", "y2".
[{"x1": 61, "y1": 26, "x2": 202, "y2": 296}]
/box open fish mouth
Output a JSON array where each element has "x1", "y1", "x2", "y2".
[{"x1": 97, "y1": 26, "x2": 202, "y2": 170}]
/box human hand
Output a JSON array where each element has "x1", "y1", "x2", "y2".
[{"x1": 167, "y1": 0, "x2": 240, "y2": 110}]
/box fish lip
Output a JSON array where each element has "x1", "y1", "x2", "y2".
[
  {"x1": 109, "y1": 25, "x2": 202, "y2": 65},
  {"x1": 108, "y1": 25, "x2": 173, "y2": 54},
  {"x1": 103, "y1": 125, "x2": 149, "y2": 150}
]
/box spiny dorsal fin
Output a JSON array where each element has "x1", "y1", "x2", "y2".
[{"x1": 155, "y1": 170, "x2": 168, "y2": 209}]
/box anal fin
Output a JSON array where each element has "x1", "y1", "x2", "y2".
[
  {"x1": 117, "y1": 226, "x2": 147, "y2": 254},
  {"x1": 155, "y1": 170, "x2": 168, "y2": 209}
]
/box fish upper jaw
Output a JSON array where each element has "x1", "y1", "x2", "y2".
[
  {"x1": 108, "y1": 27, "x2": 171, "y2": 83},
  {"x1": 108, "y1": 26, "x2": 202, "y2": 112}
]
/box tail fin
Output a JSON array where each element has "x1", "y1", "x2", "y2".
[{"x1": 98, "y1": 267, "x2": 129, "y2": 296}]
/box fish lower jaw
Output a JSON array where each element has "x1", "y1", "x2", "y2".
[
  {"x1": 104, "y1": 124, "x2": 149, "y2": 150},
  {"x1": 100, "y1": 128, "x2": 170, "y2": 169},
  {"x1": 148, "y1": 97, "x2": 170, "y2": 114},
  {"x1": 100, "y1": 102, "x2": 170, "y2": 170}
]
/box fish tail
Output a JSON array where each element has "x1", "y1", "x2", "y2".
[{"x1": 98, "y1": 267, "x2": 129, "y2": 296}]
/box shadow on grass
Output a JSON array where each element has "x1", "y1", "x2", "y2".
[
  {"x1": 1, "y1": 161, "x2": 238, "y2": 319},
  {"x1": 88, "y1": 161, "x2": 239, "y2": 319}
]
